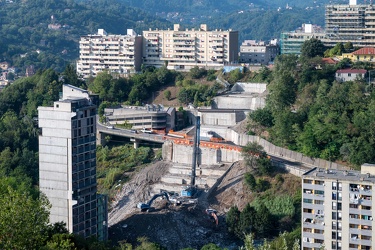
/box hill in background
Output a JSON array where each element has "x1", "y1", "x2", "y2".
[{"x1": 0, "y1": 0, "x2": 170, "y2": 72}]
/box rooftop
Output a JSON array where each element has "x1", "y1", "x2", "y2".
[
  {"x1": 303, "y1": 165, "x2": 375, "y2": 183},
  {"x1": 352, "y1": 47, "x2": 375, "y2": 55},
  {"x1": 336, "y1": 69, "x2": 367, "y2": 74}
]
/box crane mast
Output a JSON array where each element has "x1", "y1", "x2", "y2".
[{"x1": 191, "y1": 116, "x2": 200, "y2": 186}]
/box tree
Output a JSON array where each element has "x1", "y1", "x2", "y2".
[
  {"x1": 200, "y1": 243, "x2": 222, "y2": 250},
  {"x1": 135, "y1": 237, "x2": 164, "y2": 250},
  {"x1": 244, "y1": 173, "x2": 257, "y2": 190},
  {"x1": 189, "y1": 66, "x2": 207, "y2": 79},
  {"x1": 226, "y1": 206, "x2": 241, "y2": 237},
  {"x1": 254, "y1": 204, "x2": 274, "y2": 238},
  {"x1": 344, "y1": 41, "x2": 354, "y2": 53},
  {"x1": 62, "y1": 64, "x2": 85, "y2": 89},
  {"x1": 164, "y1": 90, "x2": 171, "y2": 101},
  {"x1": 239, "y1": 204, "x2": 256, "y2": 236},
  {"x1": 301, "y1": 38, "x2": 325, "y2": 58},
  {"x1": 0, "y1": 178, "x2": 51, "y2": 249},
  {"x1": 249, "y1": 108, "x2": 274, "y2": 128},
  {"x1": 241, "y1": 142, "x2": 265, "y2": 169}
]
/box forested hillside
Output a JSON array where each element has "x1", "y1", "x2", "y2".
[
  {"x1": 248, "y1": 52, "x2": 375, "y2": 168},
  {"x1": 208, "y1": 8, "x2": 325, "y2": 41},
  {"x1": 0, "y1": 0, "x2": 170, "y2": 72},
  {"x1": 117, "y1": 0, "x2": 349, "y2": 27}
]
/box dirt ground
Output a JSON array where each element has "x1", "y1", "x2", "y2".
[{"x1": 108, "y1": 161, "x2": 247, "y2": 249}]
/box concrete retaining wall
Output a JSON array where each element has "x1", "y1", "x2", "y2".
[
  {"x1": 229, "y1": 131, "x2": 348, "y2": 170},
  {"x1": 164, "y1": 129, "x2": 349, "y2": 173},
  {"x1": 213, "y1": 96, "x2": 265, "y2": 110}
]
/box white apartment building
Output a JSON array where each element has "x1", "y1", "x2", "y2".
[
  {"x1": 302, "y1": 165, "x2": 375, "y2": 250},
  {"x1": 239, "y1": 40, "x2": 279, "y2": 65},
  {"x1": 76, "y1": 29, "x2": 142, "y2": 79},
  {"x1": 324, "y1": 0, "x2": 375, "y2": 47},
  {"x1": 142, "y1": 24, "x2": 238, "y2": 70},
  {"x1": 38, "y1": 85, "x2": 107, "y2": 240}
]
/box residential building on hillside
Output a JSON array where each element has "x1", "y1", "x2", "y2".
[
  {"x1": 239, "y1": 40, "x2": 279, "y2": 65},
  {"x1": 38, "y1": 85, "x2": 107, "y2": 240},
  {"x1": 341, "y1": 47, "x2": 375, "y2": 63},
  {"x1": 302, "y1": 165, "x2": 375, "y2": 250},
  {"x1": 324, "y1": 0, "x2": 375, "y2": 47},
  {"x1": 104, "y1": 104, "x2": 175, "y2": 131},
  {"x1": 280, "y1": 24, "x2": 326, "y2": 55},
  {"x1": 142, "y1": 24, "x2": 238, "y2": 70},
  {"x1": 76, "y1": 29, "x2": 142, "y2": 79},
  {"x1": 335, "y1": 68, "x2": 367, "y2": 82}
]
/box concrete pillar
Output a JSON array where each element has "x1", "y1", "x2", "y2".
[
  {"x1": 96, "y1": 131, "x2": 107, "y2": 146},
  {"x1": 131, "y1": 138, "x2": 140, "y2": 149}
]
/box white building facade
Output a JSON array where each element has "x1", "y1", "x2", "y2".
[
  {"x1": 38, "y1": 85, "x2": 107, "y2": 240},
  {"x1": 142, "y1": 24, "x2": 239, "y2": 70},
  {"x1": 302, "y1": 165, "x2": 375, "y2": 250},
  {"x1": 76, "y1": 29, "x2": 143, "y2": 79}
]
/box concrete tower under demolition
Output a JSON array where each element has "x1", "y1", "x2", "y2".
[{"x1": 38, "y1": 84, "x2": 107, "y2": 240}]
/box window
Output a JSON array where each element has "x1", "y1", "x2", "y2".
[
  {"x1": 332, "y1": 202, "x2": 337, "y2": 210},
  {"x1": 332, "y1": 231, "x2": 337, "y2": 239},
  {"x1": 332, "y1": 192, "x2": 337, "y2": 200}
]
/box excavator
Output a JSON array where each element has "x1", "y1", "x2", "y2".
[
  {"x1": 206, "y1": 208, "x2": 218, "y2": 225},
  {"x1": 137, "y1": 191, "x2": 170, "y2": 212}
]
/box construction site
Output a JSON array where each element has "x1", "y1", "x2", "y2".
[
  {"x1": 108, "y1": 159, "x2": 252, "y2": 249},
  {"x1": 108, "y1": 117, "x2": 252, "y2": 249},
  {"x1": 105, "y1": 82, "x2": 330, "y2": 249}
]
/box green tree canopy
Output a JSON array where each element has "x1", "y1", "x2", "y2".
[{"x1": 301, "y1": 38, "x2": 325, "y2": 58}]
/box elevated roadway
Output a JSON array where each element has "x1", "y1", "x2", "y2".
[
  {"x1": 97, "y1": 119, "x2": 313, "y2": 174},
  {"x1": 96, "y1": 121, "x2": 165, "y2": 147}
]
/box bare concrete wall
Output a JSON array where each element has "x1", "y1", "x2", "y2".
[
  {"x1": 213, "y1": 96, "x2": 265, "y2": 110},
  {"x1": 229, "y1": 131, "x2": 349, "y2": 170}
]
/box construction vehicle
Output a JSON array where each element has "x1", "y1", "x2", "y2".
[
  {"x1": 181, "y1": 116, "x2": 200, "y2": 198},
  {"x1": 137, "y1": 191, "x2": 170, "y2": 212},
  {"x1": 206, "y1": 208, "x2": 218, "y2": 225}
]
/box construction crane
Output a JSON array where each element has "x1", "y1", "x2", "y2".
[{"x1": 181, "y1": 116, "x2": 200, "y2": 197}]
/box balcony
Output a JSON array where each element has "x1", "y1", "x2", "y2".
[
  {"x1": 303, "y1": 183, "x2": 324, "y2": 190},
  {"x1": 360, "y1": 198, "x2": 372, "y2": 206}
]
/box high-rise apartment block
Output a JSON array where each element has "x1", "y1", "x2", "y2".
[
  {"x1": 76, "y1": 29, "x2": 142, "y2": 79},
  {"x1": 324, "y1": 0, "x2": 375, "y2": 47},
  {"x1": 143, "y1": 24, "x2": 238, "y2": 70},
  {"x1": 38, "y1": 85, "x2": 107, "y2": 240},
  {"x1": 302, "y1": 165, "x2": 375, "y2": 250}
]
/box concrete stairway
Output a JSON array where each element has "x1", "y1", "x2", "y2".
[{"x1": 152, "y1": 163, "x2": 229, "y2": 195}]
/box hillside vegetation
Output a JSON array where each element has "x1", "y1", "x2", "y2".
[
  {"x1": 248, "y1": 52, "x2": 375, "y2": 167},
  {"x1": 0, "y1": 0, "x2": 170, "y2": 72}
]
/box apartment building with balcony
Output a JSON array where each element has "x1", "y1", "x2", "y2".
[
  {"x1": 239, "y1": 40, "x2": 279, "y2": 65},
  {"x1": 76, "y1": 29, "x2": 142, "y2": 79},
  {"x1": 142, "y1": 24, "x2": 238, "y2": 70},
  {"x1": 38, "y1": 85, "x2": 107, "y2": 240},
  {"x1": 302, "y1": 164, "x2": 375, "y2": 250},
  {"x1": 324, "y1": 0, "x2": 375, "y2": 47}
]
